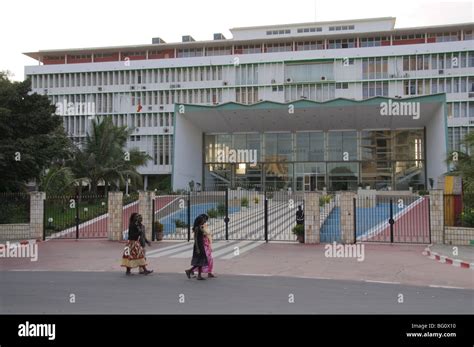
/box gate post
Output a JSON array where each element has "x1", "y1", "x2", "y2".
[
  {"x1": 107, "y1": 191, "x2": 123, "y2": 241},
  {"x1": 139, "y1": 191, "x2": 155, "y2": 242},
  {"x1": 187, "y1": 191, "x2": 191, "y2": 242},
  {"x1": 30, "y1": 191, "x2": 46, "y2": 241},
  {"x1": 225, "y1": 189, "x2": 229, "y2": 241},
  {"x1": 340, "y1": 192, "x2": 357, "y2": 244},
  {"x1": 303, "y1": 192, "x2": 320, "y2": 244},
  {"x1": 429, "y1": 189, "x2": 444, "y2": 244}
]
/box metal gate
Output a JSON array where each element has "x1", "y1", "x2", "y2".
[
  {"x1": 354, "y1": 194, "x2": 431, "y2": 243},
  {"x1": 43, "y1": 194, "x2": 108, "y2": 239},
  {"x1": 153, "y1": 189, "x2": 303, "y2": 242}
]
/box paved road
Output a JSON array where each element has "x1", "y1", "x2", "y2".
[{"x1": 1, "y1": 272, "x2": 472, "y2": 314}]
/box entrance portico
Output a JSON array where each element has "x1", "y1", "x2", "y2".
[{"x1": 172, "y1": 94, "x2": 447, "y2": 191}]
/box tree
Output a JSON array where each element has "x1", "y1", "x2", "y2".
[
  {"x1": 0, "y1": 72, "x2": 72, "y2": 192},
  {"x1": 447, "y1": 132, "x2": 474, "y2": 208},
  {"x1": 69, "y1": 116, "x2": 150, "y2": 194}
]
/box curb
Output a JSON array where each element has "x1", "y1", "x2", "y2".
[{"x1": 422, "y1": 247, "x2": 473, "y2": 270}]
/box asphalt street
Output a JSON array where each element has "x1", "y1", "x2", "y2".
[{"x1": 1, "y1": 271, "x2": 473, "y2": 314}]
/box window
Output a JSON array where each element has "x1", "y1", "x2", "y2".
[
  {"x1": 336, "y1": 82, "x2": 349, "y2": 89},
  {"x1": 266, "y1": 42, "x2": 293, "y2": 53},
  {"x1": 362, "y1": 57, "x2": 388, "y2": 79},
  {"x1": 327, "y1": 39, "x2": 356, "y2": 49},
  {"x1": 177, "y1": 48, "x2": 203, "y2": 58},
  {"x1": 296, "y1": 41, "x2": 324, "y2": 51},
  {"x1": 234, "y1": 45, "x2": 262, "y2": 54},
  {"x1": 363, "y1": 82, "x2": 388, "y2": 98}
]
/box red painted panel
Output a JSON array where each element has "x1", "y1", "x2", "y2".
[
  {"x1": 43, "y1": 57, "x2": 66, "y2": 65},
  {"x1": 392, "y1": 38, "x2": 425, "y2": 45}
]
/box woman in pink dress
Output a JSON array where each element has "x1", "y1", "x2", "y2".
[{"x1": 201, "y1": 224, "x2": 216, "y2": 278}]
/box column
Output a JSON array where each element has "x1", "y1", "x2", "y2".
[
  {"x1": 340, "y1": 192, "x2": 357, "y2": 244},
  {"x1": 108, "y1": 192, "x2": 123, "y2": 241},
  {"x1": 29, "y1": 192, "x2": 46, "y2": 240},
  {"x1": 429, "y1": 189, "x2": 444, "y2": 244},
  {"x1": 139, "y1": 191, "x2": 155, "y2": 241},
  {"x1": 303, "y1": 192, "x2": 320, "y2": 244}
]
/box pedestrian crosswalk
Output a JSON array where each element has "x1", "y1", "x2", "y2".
[{"x1": 146, "y1": 240, "x2": 265, "y2": 260}]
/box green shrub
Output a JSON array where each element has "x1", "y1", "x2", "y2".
[
  {"x1": 175, "y1": 219, "x2": 188, "y2": 228},
  {"x1": 319, "y1": 195, "x2": 331, "y2": 207},
  {"x1": 217, "y1": 203, "x2": 226, "y2": 216},
  {"x1": 254, "y1": 197, "x2": 259, "y2": 204},
  {"x1": 207, "y1": 208, "x2": 218, "y2": 219},
  {"x1": 292, "y1": 224, "x2": 305, "y2": 236},
  {"x1": 461, "y1": 209, "x2": 474, "y2": 227},
  {"x1": 241, "y1": 197, "x2": 249, "y2": 207}
]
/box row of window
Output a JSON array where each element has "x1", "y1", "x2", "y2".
[
  {"x1": 403, "y1": 77, "x2": 474, "y2": 95},
  {"x1": 31, "y1": 66, "x2": 226, "y2": 89},
  {"x1": 205, "y1": 130, "x2": 423, "y2": 163},
  {"x1": 42, "y1": 30, "x2": 474, "y2": 64},
  {"x1": 448, "y1": 127, "x2": 473, "y2": 153},
  {"x1": 47, "y1": 76, "x2": 474, "y2": 112},
  {"x1": 403, "y1": 52, "x2": 474, "y2": 71},
  {"x1": 32, "y1": 51, "x2": 474, "y2": 91},
  {"x1": 447, "y1": 102, "x2": 474, "y2": 119}
]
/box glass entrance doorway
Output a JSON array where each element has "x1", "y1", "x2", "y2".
[{"x1": 303, "y1": 174, "x2": 325, "y2": 192}]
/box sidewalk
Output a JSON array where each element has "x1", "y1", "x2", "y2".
[{"x1": 1, "y1": 239, "x2": 473, "y2": 289}]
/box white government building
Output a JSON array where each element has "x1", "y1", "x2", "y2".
[{"x1": 24, "y1": 17, "x2": 474, "y2": 191}]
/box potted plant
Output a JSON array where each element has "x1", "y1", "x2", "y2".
[
  {"x1": 154, "y1": 221, "x2": 164, "y2": 241},
  {"x1": 254, "y1": 196, "x2": 259, "y2": 204},
  {"x1": 241, "y1": 197, "x2": 249, "y2": 208},
  {"x1": 292, "y1": 224, "x2": 305, "y2": 243}
]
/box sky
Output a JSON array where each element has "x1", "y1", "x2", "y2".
[{"x1": 0, "y1": 0, "x2": 472, "y2": 81}]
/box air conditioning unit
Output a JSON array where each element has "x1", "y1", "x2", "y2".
[
  {"x1": 439, "y1": 69, "x2": 444, "y2": 74},
  {"x1": 98, "y1": 87, "x2": 102, "y2": 91},
  {"x1": 223, "y1": 81, "x2": 228, "y2": 86},
  {"x1": 469, "y1": 92, "x2": 474, "y2": 98},
  {"x1": 390, "y1": 74, "x2": 396, "y2": 78},
  {"x1": 286, "y1": 78, "x2": 292, "y2": 83},
  {"x1": 142, "y1": 86, "x2": 146, "y2": 90},
  {"x1": 470, "y1": 120, "x2": 474, "y2": 125},
  {"x1": 321, "y1": 76, "x2": 326, "y2": 81},
  {"x1": 271, "y1": 79, "x2": 276, "y2": 84},
  {"x1": 130, "y1": 86, "x2": 135, "y2": 90},
  {"x1": 164, "y1": 127, "x2": 169, "y2": 133},
  {"x1": 159, "y1": 106, "x2": 164, "y2": 110},
  {"x1": 147, "y1": 106, "x2": 152, "y2": 110},
  {"x1": 44, "y1": 89, "x2": 48, "y2": 93}
]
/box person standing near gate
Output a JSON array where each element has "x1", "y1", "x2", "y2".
[
  {"x1": 296, "y1": 205, "x2": 304, "y2": 226},
  {"x1": 185, "y1": 214, "x2": 209, "y2": 280}
]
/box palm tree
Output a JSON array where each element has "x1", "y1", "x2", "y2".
[{"x1": 69, "y1": 117, "x2": 151, "y2": 195}]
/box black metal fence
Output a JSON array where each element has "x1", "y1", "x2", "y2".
[
  {"x1": 0, "y1": 193, "x2": 30, "y2": 224},
  {"x1": 354, "y1": 194, "x2": 431, "y2": 243},
  {"x1": 153, "y1": 188, "x2": 304, "y2": 242},
  {"x1": 43, "y1": 194, "x2": 108, "y2": 240}
]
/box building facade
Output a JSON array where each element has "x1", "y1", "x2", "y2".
[{"x1": 23, "y1": 17, "x2": 474, "y2": 191}]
